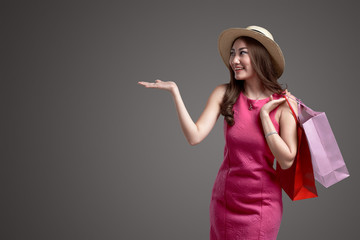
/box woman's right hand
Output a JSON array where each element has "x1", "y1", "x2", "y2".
[
  {"x1": 138, "y1": 79, "x2": 226, "y2": 146},
  {"x1": 138, "y1": 79, "x2": 178, "y2": 94}
]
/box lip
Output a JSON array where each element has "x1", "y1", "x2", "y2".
[{"x1": 233, "y1": 67, "x2": 244, "y2": 72}]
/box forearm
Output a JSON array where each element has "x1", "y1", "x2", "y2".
[
  {"x1": 138, "y1": 80, "x2": 223, "y2": 146},
  {"x1": 171, "y1": 87, "x2": 201, "y2": 145},
  {"x1": 260, "y1": 114, "x2": 296, "y2": 169}
]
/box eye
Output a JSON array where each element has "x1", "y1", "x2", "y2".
[
  {"x1": 230, "y1": 50, "x2": 235, "y2": 56},
  {"x1": 240, "y1": 50, "x2": 248, "y2": 55}
]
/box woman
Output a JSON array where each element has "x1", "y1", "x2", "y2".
[{"x1": 138, "y1": 26, "x2": 298, "y2": 240}]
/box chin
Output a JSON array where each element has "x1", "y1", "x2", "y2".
[{"x1": 234, "y1": 75, "x2": 245, "y2": 81}]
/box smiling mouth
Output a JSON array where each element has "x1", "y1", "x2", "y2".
[{"x1": 234, "y1": 67, "x2": 244, "y2": 71}]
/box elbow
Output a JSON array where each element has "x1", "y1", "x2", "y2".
[
  {"x1": 186, "y1": 129, "x2": 204, "y2": 146},
  {"x1": 279, "y1": 159, "x2": 294, "y2": 170},
  {"x1": 278, "y1": 156, "x2": 296, "y2": 170},
  {"x1": 187, "y1": 136, "x2": 202, "y2": 146},
  {"x1": 188, "y1": 139, "x2": 200, "y2": 146}
]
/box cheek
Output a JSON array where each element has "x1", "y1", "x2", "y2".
[
  {"x1": 229, "y1": 57, "x2": 234, "y2": 65},
  {"x1": 245, "y1": 59, "x2": 254, "y2": 70},
  {"x1": 244, "y1": 56, "x2": 252, "y2": 65}
]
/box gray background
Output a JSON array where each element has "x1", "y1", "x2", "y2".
[{"x1": 1, "y1": 0, "x2": 359, "y2": 239}]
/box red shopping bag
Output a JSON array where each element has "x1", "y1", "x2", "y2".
[{"x1": 276, "y1": 96, "x2": 318, "y2": 201}]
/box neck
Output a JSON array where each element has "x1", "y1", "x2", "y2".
[{"x1": 243, "y1": 77, "x2": 270, "y2": 99}]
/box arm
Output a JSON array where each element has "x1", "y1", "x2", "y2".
[
  {"x1": 260, "y1": 95, "x2": 298, "y2": 169},
  {"x1": 138, "y1": 80, "x2": 226, "y2": 146}
]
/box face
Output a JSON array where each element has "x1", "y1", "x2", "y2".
[{"x1": 229, "y1": 39, "x2": 257, "y2": 81}]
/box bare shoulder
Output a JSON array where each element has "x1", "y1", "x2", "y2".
[
  {"x1": 214, "y1": 83, "x2": 227, "y2": 93},
  {"x1": 211, "y1": 83, "x2": 227, "y2": 101},
  {"x1": 279, "y1": 92, "x2": 298, "y2": 116}
]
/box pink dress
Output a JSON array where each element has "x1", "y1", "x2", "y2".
[{"x1": 210, "y1": 92, "x2": 282, "y2": 240}]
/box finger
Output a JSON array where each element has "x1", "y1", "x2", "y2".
[
  {"x1": 145, "y1": 82, "x2": 159, "y2": 88},
  {"x1": 274, "y1": 98, "x2": 286, "y2": 103},
  {"x1": 138, "y1": 81, "x2": 149, "y2": 86},
  {"x1": 270, "y1": 98, "x2": 287, "y2": 111},
  {"x1": 276, "y1": 98, "x2": 287, "y2": 106},
  {"x1": 268, "y1": 98, "x2": 286, "y2": 107},
  {"x1": 138, "y1": 81, "x2": 156, "y2": 88}
]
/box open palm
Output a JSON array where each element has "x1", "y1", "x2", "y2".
[{"x1": 138, "y1": 79, "x2": 177, "y2": 92}]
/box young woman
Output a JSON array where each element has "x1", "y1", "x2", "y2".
[{"x1": 138, "y1": 26, "x2": 298, "y2": 240}]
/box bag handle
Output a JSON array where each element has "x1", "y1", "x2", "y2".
[
  {"x1": 283, "y1": 94, "x2": 302, "y2": 105},
  {"x1": 283, "y1": 95, "x2": 299, "y2": 124},
  {"x1": 283, "y1": 93, "x2": 320, "y2": 117}
]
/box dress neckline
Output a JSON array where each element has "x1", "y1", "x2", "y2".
[
  {"x1": 240, "y1": 91, "x2": 278, "y2": 111},
  {"x1": 241, "y1": 91, "x2": 272, "y2": 102}
]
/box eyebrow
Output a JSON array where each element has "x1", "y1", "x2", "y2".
[{"x1": 231, "y1": 47, "x2": 248, "y2": 51}]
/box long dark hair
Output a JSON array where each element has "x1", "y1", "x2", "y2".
[{"x1": 220, "y1": 36, "x2": 285, "y2": 126}]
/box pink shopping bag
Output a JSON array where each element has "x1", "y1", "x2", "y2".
[{"x1": 297, "y1": 100, "x2": 350, "y2": 188}]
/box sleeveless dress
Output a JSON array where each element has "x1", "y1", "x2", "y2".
[{"x1": 210, "y1": 92, "x2": 283, "y2": 240}]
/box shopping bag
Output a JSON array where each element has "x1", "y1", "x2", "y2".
[
  {"x1": 298, "y1": 100, "x2": 349, "y2": 188},
  {"x1": 276, "y1": 96, "x2": 318, "y2": 201}
]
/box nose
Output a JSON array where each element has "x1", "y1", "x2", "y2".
[{"x1": 230, "y1": 54, "x2": 240, "y2": 66}]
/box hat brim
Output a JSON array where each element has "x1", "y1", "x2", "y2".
[{"x1": 218, "y1": 28, "x2": 285, "y2": 78}]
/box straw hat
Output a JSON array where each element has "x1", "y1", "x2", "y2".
[{"x1": 218, "y1": 26, "x2": 285, "y2": 78}]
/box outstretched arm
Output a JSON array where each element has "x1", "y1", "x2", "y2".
[{"x1": 138, "y1": 80, "x2": 226, "y2": 145}]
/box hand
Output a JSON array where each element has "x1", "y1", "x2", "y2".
[
  {"x1": 260, "y1": 95, "x2": 286, "y2": 119},
  {"x1": 138, "y1": 79, "x2": 178, "y2": 93}
]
